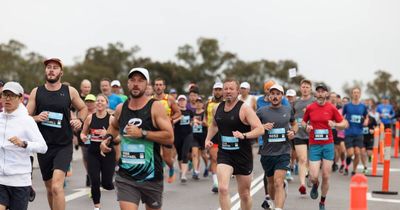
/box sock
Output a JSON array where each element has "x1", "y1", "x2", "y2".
[
  {"x1": 320, "y1": 196, "x2": 326, "y2": 204},
  {"x1": 346, "y1": 157, "x2": 352, "y2": 169},
  {"x1": 341, "y1": 160, "x2": 345, "y2": 166},
  {"x1": 265, "y1": 194, "x2": 270, "y2": 200},
  {"x1": 212, "y1": 173, "x2": 218, "y2": 186}
]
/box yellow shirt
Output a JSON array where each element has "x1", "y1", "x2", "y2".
[
  {"x1": 153, "y1": 94, "x2": 171, "y2": 117},
  {"x1": 206, "y1": 99, "x2": 220, "y2": 127}
]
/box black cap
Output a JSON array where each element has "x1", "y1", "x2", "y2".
[{"x1": 315, "y1": 83, "x2": 328, "y2": 91}]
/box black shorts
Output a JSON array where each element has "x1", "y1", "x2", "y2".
[
  {"x1": 211, "y1": 132, "x2": 221, "y2": 144},
  {"x1": 363, "y1": 135, "x2": 373, "y2": 150},
  {"x1": 293, "y1": 138, "x2": 308, "y2": 146},
  {"x1": 260, "y1": 154, "x2": 290, "y2": 177},
  {"x1": 37, "y1": 144, "x2": 73, "y2": 181},
  {"x1": 217, "y1": 150, "x2": 253, "y2": 175},
  {"x1": 0, "y1": 185, "x2": 30, "y2": 210},
  {"x1": 345, "y1": 135, "x2": 364, "y2": 149},
  {"x1": 192, "y1": 133, "x2": 206, "y2": 150}
]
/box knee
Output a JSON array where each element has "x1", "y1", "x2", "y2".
[
  {"x1": 298, "y1": 157, "x2": 307, "y2": 165},
  {"x1": 239, "y1": 190, "x2": 251, "y2": 202},
  {"x1": 273, "y1": 178, "x2": 284, "y2": 190},
  {"x1": 218, "y1": 185, "x2": 230, "y2": 196},
  {"x1": 51, "y1": 184, "x2": 63, "y2": 196}
]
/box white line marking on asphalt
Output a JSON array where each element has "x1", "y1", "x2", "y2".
[
  {"x1": 356, "y1": 166, "x2": 400, "y2": 172},
  {"x1": 65, "y1": 188, "x2": 91, "y2": 202},
  {"x1": 217, "y1": 173, "x2": 264, "y2": 210},
  {"x1": 367, "y1": 192, "x2": 400, "y2": 203},
  {"x1": 231, "y1": 179, "x2": 264, "y2": 210}
]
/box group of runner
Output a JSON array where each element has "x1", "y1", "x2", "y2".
[{"x1": 0, "y1": 57, "x2": 398, "y2": 210}]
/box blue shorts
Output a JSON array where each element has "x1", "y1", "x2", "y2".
[
  {"x1": 309, "y1": 144, "x2": 334, "y2": 161},
  {"x1": 260, "y1": 154, "x2": 291, "y2": 177}
]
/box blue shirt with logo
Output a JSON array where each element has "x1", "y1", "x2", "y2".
[
  {"x1": 342, "y1": 102, "x2": 368, "y2": 136},
  {"x1": 376, "y1": 104, "x2": 395, "y2": 125},
  {"x1": 108, "y1": 93, "x2": 123, "y2": 110}
]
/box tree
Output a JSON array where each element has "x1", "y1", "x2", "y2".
[
  {"x1": 342, "y1": 80, "x2": 364, "y2": 98},
  {"x1": 367, "y1": 70, "x2": 400, "y2": 102}
]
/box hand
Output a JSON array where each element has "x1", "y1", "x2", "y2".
[
  {"x1": 287, "y1": 130, "x2": 295, "y2": 140},
  {"x1": 205, "y1": 139, "x2": 213, "y2": 149},
  {"x1": 100, "y1": 138, "x2": 112, "y2": 156},
  {"x1": 80, "y1": 133, "x2": 88, "y2": 143},
  {"x1": 232, "y1": 131, "x2": 245, "y2": 139},
  {"x1": 328, "y1": 120, "x2": 336, "y2": 128},
  {"x1": 100, "y1": 127, "x2": 107, "y2": 137},
  {"x1": 35, "y1": 111, "x2": 49, "y2": 122},
  {"x1": 263, "y1": 123, "x2": 274, "y2": 131},
  {"x1": 8, "y1": 136, "x2": 24, "y2": 147},
  {"x1": 193, "y1": 118, "x2": 201, "y2": 126},
  {"x1": 70, "y1": 119, "x2": 82, "y2": 130},
  {"x1": 306, "y1": 125, "x2": 313, "y2": 133},
  {"x1": 124, "y1": 124, "x2": 141, "y2": 138}
]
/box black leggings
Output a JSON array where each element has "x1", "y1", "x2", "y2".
[
  {"x1": 87, "y1": 150, "x2": 116, "y2": 205},
  {"x1": 174, "y1": 133, "x2": 193, "y2": 164}
]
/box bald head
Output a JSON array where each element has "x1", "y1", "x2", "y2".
[{"x1": 80, "y1": 79, "x2": 92, "y2": 96}]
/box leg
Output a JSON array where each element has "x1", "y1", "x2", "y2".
[
  {"x1": 353, "y1": 147, "x2": 361, "y2": 173},
  {"x1": 191, "y1": 147, "x2": 200, "y2": 173},
  {"x1": 273, "y1": 170, "x2": 287, "y2": 209},
  {"x1": 210, "y1": 146, "x2": 219, "y2": 189},
  {"x1": 308, "y1": 161, "x2": 321, "y2": 185},
  {"x1": 8, "y1": 186, "x2": 30, "y2": 210},
  {"x1": 236, "y1": 174, "x2": 253, "y2": 210},
  {"x1": 101, "y1": 151, "x2": 116, "y2": 190},
  {"x1": 295, "y1": 144, "x2": 308, "y2": 186},
  {"x1": 120, "y1": 201, "x2": 139, "y2": 210},
  {"x1": 320, "y1": 159, "x2": 333, "y2": 197},
  {"x1": 217, "y1": 164, "x2": 234, "y2": 210},
  {"x1": 88, "y1": 153, "x2": 102, "y2": 207},
  {"x1": 44, "y1": 180, "x2": 54, "y2": 209},
  {"x1": 50, "y1": 170, "x2": 67, "y2": 210}
]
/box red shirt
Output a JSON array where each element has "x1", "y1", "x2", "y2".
[{"x1": 303, "y1": 102, "x2": 343, "y2": 145}]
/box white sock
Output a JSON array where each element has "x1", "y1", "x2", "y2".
[
  {"x1": 94, "y1": 208, "x2": 100, "y2": 210},
  {"x1": 212, "y1": 173, "x2": 218, "y2": 185},
  {"x1": 275, "y1": 208, "x2": 282, "y2": 210}
]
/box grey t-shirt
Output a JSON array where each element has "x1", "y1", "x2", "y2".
[
  {"x1": 256, "y1": 105, "x2": 295, "y2": 156},
  {"x1": 293, "y1": 97, "x2": 315, "y2": 139}
]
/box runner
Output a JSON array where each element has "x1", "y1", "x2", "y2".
[
  {"x1": 293, "y1": 79, "x2": 314, "y2": 195},
  {"x1": 81, "y1": 94, "x2": 115, "y2": 210},
  {"x1": 329, "y1": 92, "x2": 346, "y2": 173},
  {"x1": 26, "y1": 58, "x2": 88, "y2": 210},
  {"x1": 361, "y1": 102, "x2": 378, "y2": 174},
  {"x1": 100, "y1": 67, "x2": 174, "y2": 210},
  {"x1": 187, "y1": 88, "x2": 199, "y2": 112},
  {"x1": 302, "y1": 83, "x2": 347, "y2": 210},
  {"x1": 0, "y1": 81, "x2": 47, "y2": 210},
  {"x1": 376, "y1": 96, "x2": 395, "y2": 129},
  {"x1": 205, "y1": 79, "x2": 264, "y2": 210},
  {"x1": 153, "y1": 78, "x2": 182, "y2": 183},
  {"x1": 100, "y1": 78, "x2": 123, "y2": 111},
  {"x1": 80, "y1": 79, "x2": 92, "y2": 100},
  {"x1": 257, "y1": 84, "x2": 298, "y2": 210},
  {"x1": 204, "y1": 82, "x2": 224, "y2": 193},
  {"x1": 173, "y1": 95, "x2": 194, "y2": 183},
  {"x1": 342, "y1": 87, "x2": 369, "y2": 176},
  {"x1": 238, "y1": 82, "x2": 256, "y2": 110},
  {"x1": 191, "y1": 96, "x2": 209, "y2": 179},
  {"x1": 111, "y1": 80, "x2": 128, "y2": 102}
]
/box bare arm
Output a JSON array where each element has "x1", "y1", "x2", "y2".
[
  {"x1": 69, "y1": 86, "x2": 88, "y2": 121},
  {"x1": 205, "y1": 106, "x2": 219, "y2": 149},
  {"x1": 80, "y1": 114, "x2": 93, "y2": 142},
  {"x1": 236, "y1": 104, "x2": 264, "y2": 139},
  {"x1": 150, "y1": 101, "x2": 174, "y2": 145},
  {"x1": 26, "y1": 87, "x2": 49, "y2": 122},
  {"x1": 169, "y1": 96, "x2": 181, "y2": 121}
]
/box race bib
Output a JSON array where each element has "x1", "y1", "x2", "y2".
[
  {"x1": 362, "y1": 127, "x2": 370, "y2": 135},
  {"x1": 85, "y1": 134, "x2": 91, "y2": 145},
  {"x1": 90, "y1": 129, "x2": 104, "y2": 142},
  {"x1": 314, "y1": 129, "x2": 329, "y2": 141},
  {"x1": 350, "y1": 115, "x2": 362, "y2": 124},
  {"x1": 41, "y1": 111, "x2": 63, "y2": 128},
  {"x1": 121, "y1": 144, "x2": 146, "y2": 165},
  {"x1": 180, "y1": 115, "x2": 190, "y2": 125},
  {"x1": 296, "y1": 118, "x2": 303, "y2": 128},
  {"x1": 268, "y1": 128, "x2": 286, "y2": 143},
  {"x1": 221, "y1": 136, "x2": 239, "y2": 150},
  {"x1": 193, "y1": 124, "x2": 203, "y2": 133}
]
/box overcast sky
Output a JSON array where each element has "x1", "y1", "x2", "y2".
[{"x1": 1, "y1": 0, "x2": 399, "y2": 95}]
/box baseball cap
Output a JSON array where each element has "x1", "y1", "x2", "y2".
[
  {"x1": 315, "y1": 83, "x2": 328, "y2": 91},
  {"x1": 286, "y1": 89, "x2": 296, "y2": 97},
  {"x1": 177, "y1": 95, "x2": 187, "y2": 101},
  {"x1": 264, "y1": 80, "x2": 276, "y2": 91},
  {"x1": 169, "y1": 88, "x2": 177, "y2": 94},
  {"x1": 128, "y1": 67, "x2": 150, "y2": 81},
  {"x1": 44, "y1": 58, "x2": 63, "y2": 69},
  {"x1": 269, "y1": 84, "x2": 284, "y2": 94},
  {"x1": 111, "y1": 80, "x2": 121, "y2": 87},
  {"x1": 2, "y1": 81, "x2": 24, "y2": 95},
  {"x1": 196, "y1": 96, "x2": 203, "y2": 102},
  {"x1": 84, "y1": 94, "x2": 96, "y2": 102},
  {"x1": 240, "y1": 82, "x2": 250, "y2": 89},
  {"x1": 382, "y1": 95, "x2": 390, "y2": 99},
  {"x1": 213, "y1": 82, "x2": 223, "y2": 89}
]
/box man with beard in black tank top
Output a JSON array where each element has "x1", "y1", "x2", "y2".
[
  {"x1": 100, "y1": 68, "x2": 173, "y2": 210},
  {"x1": 26, "y1": 58, "x2": 88, "y2": 210},
  {"x1": 205, "y1": 79, "x2": 264, "y2": 210}
]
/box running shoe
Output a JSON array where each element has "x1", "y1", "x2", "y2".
[
  {"x1": 192, "y1": 172, "x2": 199, "y2": 180},
  {"x1": 298, "y1": 185, "x2": 306, "y2": 195},
  {"x1": 363, "y1": 167, "x2": 368, "y2": 175},
  {"x1": 310, "y1": 182, "x2": 319, "y2": 200},
  {"x1": 332, "y1": 163, "x2": 338, "y2": 172},
  {"x1": 261, "y1": 197, "x2": 274, "y2": 210},
  {"x1": 211, "y1": 184, "x2": 218, "y2": 193},
  {"x1": 181, "y1": 176, "x2": 187, "y2": 183},
  {"x1": 167, "y1": 168, "x2": 176, "y2": 183},
  {"x1": 339, "y1": 165, "x2": 345, "y2": 173},
  {"x1": 319, "y1": 202, "x2": 326, "y2": 210},
  {"x1": 286, "y1": 171, "x2": 294, "y2": 182},
  {"x1": 203, "y1": 168, "x2": 209, "y2": 177}
]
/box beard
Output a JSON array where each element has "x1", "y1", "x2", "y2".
[
  {"x1": 130, "y1": 89, "x2": 145, "y2": 99},
  {"x1": 316, "y1": 97, "x2": 325, "y2": 105},
  {"x1": 45, "y1": 74, "x2": 61, "y2": 84}
]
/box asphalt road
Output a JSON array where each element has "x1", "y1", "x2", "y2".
[{"x1": 28, "y1": 147, "x2": 400, "y2": 210}]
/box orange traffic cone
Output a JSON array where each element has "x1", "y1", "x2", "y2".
[{"x1": 349, "y1": 174, "x2": 368, "y2": 210}]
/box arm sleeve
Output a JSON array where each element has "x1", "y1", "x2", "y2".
[{"x1": 26, "y1": 118, "x2": 48, "y2": 154}]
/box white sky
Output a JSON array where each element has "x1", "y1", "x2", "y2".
[{"x1": 1, "y1": 0, "x2": 399, "y2": 95}]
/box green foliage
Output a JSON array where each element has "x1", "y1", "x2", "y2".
[{"x1": 367, "y1": 70, "x2": 400, "y2": 102}]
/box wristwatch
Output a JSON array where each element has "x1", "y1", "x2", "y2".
[
  {"x1": 22, "y1": 141, "x2": 28, "y2": 148},
  {"x1": 141, "y1": 129, "x2": 148, "y2": 139},
  {"x1": 243, "y1": 133, "x2": 247, "y2": 140}
]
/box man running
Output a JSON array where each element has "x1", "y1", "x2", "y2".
[
  {"x1": 376, "y1": 96, "x2": 395, "y2": 129},
  {"x1": 238, "y1": 82, "x2": 256, "y2": 110},
  {"x1": 329, "y1": 92, "x2": 346, "y2": 173},
  {"x1": 302, "y1": 83, "x2": 347, "y2": 210},
  {"x1": 205, "y1": 79, "x2": 264, "y2": 210},
  {"x1": 100, "y1": 78, "x2": 123, "y2": 111},
  {"x1": 257, "y1": 84, "x2": 298, "y2": 210},
  {"x1": 342, "y1": 87, "x2": 368, "y2": 176},
  {"x1": 100, "y1": 67, "x2": 174, "y2": 210},
  {"x1": 153, "y1": 78, "x2": 181, "y2": 183},
  {"x1": 293, "y1": 79, "x2": 314, "y2": 195},
  {"x1": 204, "y1": 82, "x2": 223, "y2": 192},
  {"x1": 27, "y1": 58, "x2": 88, "y2": 210}
]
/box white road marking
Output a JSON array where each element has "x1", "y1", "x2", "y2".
[
  {"x1": 231, "y1": 179, "x2": 264, "y2": 210},
  {"x1": 65, "y1": 188, "x2": 91, "y2": 202},
  {"x1": 367, "y1": 192, "x2": 400, "y2": 203}
]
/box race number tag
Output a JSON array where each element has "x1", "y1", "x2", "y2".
[
  {"x1": 314, "y1": 129, "x2": 329, "y2": 140},
  {"x1": 221, "y1": 136, "x2": 239, "y2": 150},
  {"x1": 268, "y1": 128, "x2": 286, "y2": 143},
  {"x1": 362, "y1": 127, "x2": 369, "y2": 135},
  {"x1": 180, "y1": 115, "x2": 190, "y2": 125},
  {"x1": 350, "y1": 115, "x2": 362, "y2": 123},
  {"x1": 121, "y1": 144, "x2": 146, "y2": 165},
  {"x1": 41, "y1": 111, "x2": 63, "y2": 128},
  {"x1": 193, "y1": 124, "x2": 203, "y2": 133}
]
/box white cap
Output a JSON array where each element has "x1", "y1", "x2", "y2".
[
  {"x1": 269, "y1": 84, "x2": 284, "y2": 93},
  {"x1": 240, "y1": 82, "x2": 250, "y2": 89},
  {"x1": 213, "y1": 82, "x2": 223, "y2": 89},
  {"x1": 2, "y1": 81, "x2": 24, "y2": 95},
  {"x1": 128, "y1": 67, "x2": 150, "y2": 81},
  {"x1": 111, "y1": 80, "x2": 121, "y2": 87},
  {"x1": 286, "y1": 89, "x2": 296, "y2": 97},
  {"x1": 177, "y1": 94, "x2": 187, "y2": 101}
]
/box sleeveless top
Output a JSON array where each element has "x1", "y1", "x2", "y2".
[
  {"x1": 88, "y1": 113, "x2": 110, "y2": 154},
  {"x1": 118, "y1": 99, "x2": 162, "y2": 182},
  {"x1": 35, "y1": 84, "x2": 72, "y2": 146}
]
